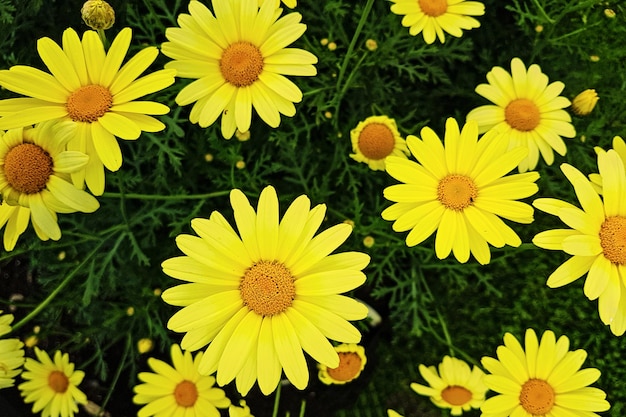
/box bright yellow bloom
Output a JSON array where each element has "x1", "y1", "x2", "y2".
[
  {"x1": 467, "y1": 58, "x2": 576, "y2": 172},
  {"x1": 389, "y1": 0, "x2": 485, "y2": 44},
  {"x1": 133, "y1": 344, "x2": 230, "y2": 417},
  {"x1": 411, "y1": 356, "x2": 487, "y2": 415},
  {"x1": 161, "y1": 185, "x2": 369, "y2": 395},
  {"x1": 0, "y1": 27, "x2": 175, "y2": 195},
  {"x1": 481, "y1": 329, "x2": 610, "y2": 416},
  {"x1": 317, "y1": 344, "x2": 366, "y2": 385},
  {"x1": 0, "y1": 311, "x2": 25, "y2": 389},
  {"x1": 258, "y1": 0, "x2": 296, "y2": 8},
  {"x1": 533, "y1": 150, "x2": 626, "y2": 335},
  {"x1": 571, "y1": 88, "x2": 599, "y2": 116},
  {"x1": 0, "y1": 122, "x2": 99, "y2": 251},
  {"x1": 18, "y1": 348, "x2": 88, "y2": 417},
  {"x1": 383, "y1": 117, "x2": 539, "y2": 264},
  {"x1": 350, "y1": 115, "x2": 409, "y2": 171},
  {"x1": 162, "y1": 0, "x2": 317, "y2": 138}
]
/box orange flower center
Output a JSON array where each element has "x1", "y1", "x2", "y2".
[
  {"x1": 441, "y1": 385, "x2": 473, "y2": 406},
  {"x1": 66, "y1": 84, "x2": 113, "y2": 123},
  {"x1": 3, "y1": 143, "x2": 53, "y2": 194},
  {"x1": 505, "y1": 98, "x2": 541, "y2": 132},
  {"x1": 418, "y1": 0, "x2": 448, "y2": 17},
  {"x1": 174, "y1": 380, "x2": 198, "y2": 407},
  {"x1": 240, "y1": 260, "x2": 295, "y2": 316},
  {"x1": 48, "y1": 370, "x2": 69, "y2": 393},
  {"x1": 357, "y1": 123, "x2": 396, "y2": 160},
  {"x1": 220, "y1": 42, "x2": 264, "y2": 87},
  {"x1": 437, "y1": 174, "x2": 478, "y2": 211},
  {"x1": 326, "y1": 352, "x2": 363, "y2": 382},
  {"x1": 599, "y1": 216, "x2": 626, "y2": 264},
  {"x1": 519, "y1": 379, "x2": 555, "y2": 415}
]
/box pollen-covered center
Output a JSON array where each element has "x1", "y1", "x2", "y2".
[
  {"x1": 599, "y1": 216, "x2": 626, "y2": 264},
  {"x1": 174, "y1": 380, "x2": 198, "y2": 407},
  {"x1": 437, "y1": 174, "x2": 478, "y2": 211},
  {"x1": 418, "y1": 0, "x2": 448, "y2": 17},
  {"x1": 66, "y1": 84, "x2": 113, "y2": 123},
  {"x1": 358, "y1": 123, "x2": 396, "y2": 160},
  {"x1": 48, "y1": 370, "x2": 69, "y2": 393},
  {"x1": 441, "y1": 385, "x2": 473, "y2": 406},
  {"x1": 519, "y1": 378, "x2": 555, "y2": 415},
  {"x1": 220, "y1": 42, "x2": 264, "y2": 87},
  {"x1": 240, "y1": 260, "x2": 296, "y2": 316},
  {"x1": 327, "y1": 352, "x2": 363, "y2": 382},
  {"x1": 505, "y1": 98, "x2": 541, "y2": 131},
  {"x1": 3, "y1": 143, "x2": 53, "y2": 194}
]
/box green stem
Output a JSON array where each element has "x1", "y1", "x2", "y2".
[
  {"x1": 97, "y1": 333, "x2": 132, "y2": 416},
  {"x1": 100, "y1": 190, "x2": 230, "y2": 200},
  {"x1": 10, "y1": 239, "x2": 107, "y2": 333},
  {"x1": 272, "y1": 382, "x2": 282, "y2": 417},
  {"x1": 299, "y1": 399, "x2": 307, "y2": 417}
]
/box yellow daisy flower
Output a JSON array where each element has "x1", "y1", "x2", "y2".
[
  {"x1": 317, "y1": 343, "x2": 366, "y2": 385},
  {"x1": 18, "y1": 347, "x2": 88, "y2": 417},
  {"x1": 0, "y1": 122, "x2": 100, "y2": 251},
  {"x1": 161, "y1": 0, "x2": 317, "y2": 138},
  {"x1": 161, "y1": 185, "x2": 369, "y2": 395},
  {"x1": 481, "y1": 329, "x2": 610, "y2": 416},
  {"x1": 133, "y1": 344, "x2": 231, "y2": 417},
  {"x1": 382, "y1": 117, "x2": 539, "y2": 265},
  {"x1": 532, "y1": 150, "x2": 626, "y2": 335},
  {"x1": 0, "y1": 311, "x2": 25, "y2": 389},
  {"x1": 350, "y1": 115, "x2": 409, "y2": 171},
  {"x1": 389, "y1": 0, "x2": 485, "y2": 44},
  {"x1": 467, "y1": 57, "x2": 576, "y2": 172},
  {"x1": 410, "y1": 355, "x2": 487, "y2": 415},
  {"x1": 229, "y1": 400, "x2": 254, "y2": 417},
  {"x1": 258, "y1": 0, "x2": 296, "y2": 9},
  {"x1": 0, "y1": 27, "x2": 176, "y2": 195}
]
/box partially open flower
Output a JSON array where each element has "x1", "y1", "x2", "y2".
[
  {"x1": 571, "y1": 89, "x2": 599, "y2": 116},
  {"x1": 318, "y1": 344, "x2": 367, "y2": 385},
  {"x1": 81, "y1": 0, "x2": 115, "y2": 30}
]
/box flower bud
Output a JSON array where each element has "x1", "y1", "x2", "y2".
[
  {"x1": 81, "y1": 0, "x2": 115, "y2": 30},
  {"x1": 572, "y1": 89, "x2": 599, "y2": 116}
]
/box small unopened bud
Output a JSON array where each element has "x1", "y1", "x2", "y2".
[
  {"x1": 535, "y1": 25, "x2": 544, "y2": 33},
  {"x1": 590, "y1": 55, "x2": 600, "y2": 62},
  {"x1": 81, "y1": 0, "x2": 115, "y2": 30},
  {"x1": 327, "y1": 42, "x2": 337, "y2": 51},
  {"x1": 235, "y1": 160, "x2": 246, "y2": 169},
  {"x1": 363, "y1": 236, "x2": 375, "y2": 248},
  {"x1": 235, "y1": 130, "x2": 251, "y2": 141},
  {"x1": 571, "y1": 89, "x2": 599, "y2": 116},
  {"x1": 604, "y1": 9, "x2": 616, "y2": 18},
  {"x1": 365, "y1": 39, "x2": 378, "y2": 51},
  {"x1": 137, "y1": 338, "x2": 154, "y2": 354},
  {"x1": 320, "y1": 38, "x2": 329, "y2": 46}
]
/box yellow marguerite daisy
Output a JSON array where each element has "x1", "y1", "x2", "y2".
[
  {"x1": 389, "y1": 0, "x2": 485, "y2": 44},
  {"x1": 162, "y1": 0, "x2": 317, "y2": 138},
  {"x1": 18, "y1": 347, "x2": 88, "y2": 417},
  {"x1": 161, "y1": 185, "x2": 369, "y2": 395},
  {"x1": 229, "y1": 400, "x2": 254, "y2": 417},
  {"x1": 411, "y1": 355, "x2": 487, "y2": 415},
  {"x1": 0, "y1": 311, "x2": 25, "y2": 389},
  {"x1": 382, "y1": 117, "x2": 539, "y2": 265},
  {"x1": 0, "y1": 27, "x2": 176, "y2": 195},
  {"x1": 350, "y1": 115, "x2": 409, "y2": 171},
  {"x1": 258, "y1": 0, "x2": 296, "y2": 8},
  {"x1": 317, "y1": 343, "x2": 366, "y2": 385},
  {"x1": 533, "y1": 150, "x2": 626, "y2": 335},
  {"x1": 481, "y1": 329, "x2": 610, "y2": 417},
  {"x1": 467, "y1": 57, "x2": 576, "y2": 172},
  {"x1": 133, "y1": 344, "x2": 231, "y2": 417},
  {"x1": 0, "y1": 122, "x2": 99, "y2": 251}
]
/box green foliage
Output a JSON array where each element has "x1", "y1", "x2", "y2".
[{"x1": 1, "y1": 0, "x2": 626, "y2": 416}]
